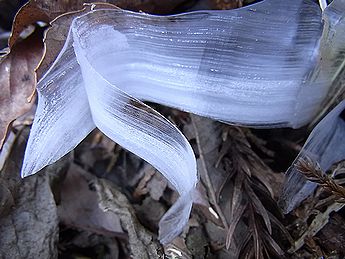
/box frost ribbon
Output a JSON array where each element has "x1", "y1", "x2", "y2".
[
  {"x1": 21, "y1": 0, "x2": 345, "y2": 243},
  {"x1": 280, "y1": 100, "x2": 345, "y2": 213}
]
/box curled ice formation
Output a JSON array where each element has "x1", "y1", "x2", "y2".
[
  {"x1": 21, "y1": 0, "x2": 345, "y2": 243},
  {"x1": 280, "y1": 101, "x2": 345, "y2": 213},
  {"x1": 280, "y1": 0, "x2": 345, "y2": 212}
]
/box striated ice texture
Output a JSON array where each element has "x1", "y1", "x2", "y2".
[
  {"x1": 280, "y1": 101, "x2": 345, "y2": 213},
  {"x1": 21, "y1": 0, "x2": 345, "y2": 244},
  {"x1": 72, "y1": 0, "x2": 325, "y2": 128},
  {"x1": 21, "y1": 33, "x2": 95, "y2": 176},
  {"x1": 280, "y1": 0, "x2": 345, "y2": 213}
]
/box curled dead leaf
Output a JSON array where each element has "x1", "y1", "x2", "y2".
[
  {"x1": 9, "y1": 1, "x2": 51, "y2": 48},
  {"x1": 0, "y1": 27, "x2": 44, "y2": 148},
  {"x1": 58, "y1": 163, "x2": 125, "y2": 237},
  {"x1": 37, "y1": 3, "x2": 119, "y2": 79}
]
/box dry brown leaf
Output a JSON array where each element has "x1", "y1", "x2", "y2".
[
  {"x1": 37, "y1": 3, "x2": 119, "y2": 78},
  {"x1": 9, "y1": 1, "x2": 51, "y2": 48},
  {"x1": 58, "y1": 163, "x2": 125, "y2": 237},
  {"x1": 147, "y1": 168, "x2": 168, "y2": 201},
  {"x1": 0, "y1": 27, "x2": 44, "y2": 148},
  {"x1": 0, "y1": 0, "x2": 53, "y2": 148}
]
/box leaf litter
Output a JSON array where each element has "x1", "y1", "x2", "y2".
[{"x1": 0, "y1": 26, "x2": 44, "y2": 147}]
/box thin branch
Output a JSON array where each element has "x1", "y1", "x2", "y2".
[
  {"x1": 296, "y1": 157, "x2": 345, "y2": 202},
  {"x1": 191, "y1": 117, "x2": 229, "y2": 229},
  {"x1": 289, "y1": 202, "x2": 345, "y2": 252}
]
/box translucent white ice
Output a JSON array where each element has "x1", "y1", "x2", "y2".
[
  {"x1": 280, "y1": 101, "x2": 345, "y2": 213},
  {"x1": 280, "y1": 0, "x2": 345, "y2": 212},
  {"x1": 21, "y1": 0, "x2": 345, "y2": 243}
]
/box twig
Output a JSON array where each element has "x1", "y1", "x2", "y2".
[
  {"x1": 191, "y1": 117, "x2": 229, "y2": 229},
  {"x1": 289, "y1": 202, "x2": 344, "y2": 252},
  {"x1": 296, "y1": 157, "x2": 345, "y2": 202}
]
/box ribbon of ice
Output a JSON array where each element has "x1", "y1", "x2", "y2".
[
  {"x1": 280, "y1": 100, "x2": 345, "y2": 213},
  {"x1": 21, "y1": 0, "x2": 345, "y2": 243},
  {"x1": 280, "y1": 0, "x2": 345, "y2": 212}
]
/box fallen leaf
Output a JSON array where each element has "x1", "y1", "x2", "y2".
[
  {"x1": 0, "y1": 26, "x2": 44, "y2": 148},
  {"x1": 147, "y1": 167, "x2": 168, "y2": 201},
  {"x1": 133, "y1": 165, "x2": 155, "y2": 199},
  {"x1": 8, "y1": 1, "x2": 51, "y2": 48},
  {"x1": 58, "y1": 163, "x2": 124, "y2": 238}
]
